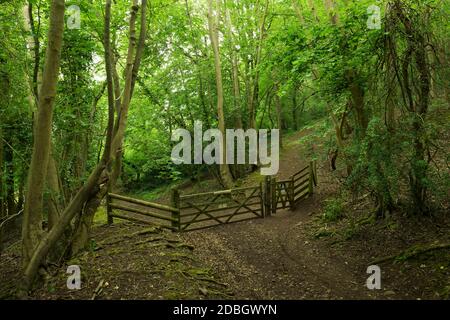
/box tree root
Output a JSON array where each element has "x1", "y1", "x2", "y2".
[
  {"x1": 370, "y1": 243, "x2": 450, "y2": 265},
  {"x1": 96, "y1": 226, "x2": 163, "y2": 249}
]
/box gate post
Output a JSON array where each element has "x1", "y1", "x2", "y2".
[
  {"x1": 313, "y1": 159, "x2": 318, "y2": 186},
  {"x1": 106, "y1": 193, "x2": 113, "y2": 225},
  {"x1": 170, "y1": 188, "x2": 181, "y2": 232},
  {"x1": 264, "y1": 176, "x2": 272, "y2": 217},
  {"x1": 289, "y1": 175, "x2": 295, "y2": 210},
  {"x1": 259, "y1": 182, "x2": 265, "y2": 218},
  {"x1": 271, "y1": 177, "x2": 277, "y2": 214}
]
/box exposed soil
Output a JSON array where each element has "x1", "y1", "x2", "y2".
[{"x1": 0, "y1": 130, "x2": 448, "y2": 300}]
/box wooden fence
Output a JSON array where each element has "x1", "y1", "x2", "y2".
[
  {"x1": 107, "y1": 160, "x2": 318, "y2": 232},
  {"x1": 106, "y1": 193, "x2": 180, "y2": 231}
]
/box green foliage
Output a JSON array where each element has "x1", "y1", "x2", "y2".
[
  {"x1": 1, "y1": 0, "x2": 448, "y2": 225},
  {"x1": 322, "y1": 197, "x2": 345, "y2": 222},
  {"x1": 347, "y1": 117, "x2": 399, "y2": 208}
]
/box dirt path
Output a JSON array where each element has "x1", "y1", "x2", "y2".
[
  {"x1": 180, "y1": 131, "x2": 379, "y2": 299},
  {"x1": 181, "y1": 203, "x2": 372, "y2": 299}
]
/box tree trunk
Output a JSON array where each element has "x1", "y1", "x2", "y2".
[
  {"x1": 274, "y1": 85, "x2": 283, "y2": 148},
  {"x1": 224, "y1": 4, "x2": 245, "y2": 178},
  {"x1": 4, "y1": 135, "x2": 15, "y2": 217},
  {"x1": 292, "y1": 88, "x2": 298, "y2": 130},
  {"x1": 324, "y1": 0, "x2": 339, "y2": 25},
  {"x1": 392, "y1": 0, "x2": 431, "y2": 214},
  {"x1": 225, "y1": 6, "x2": 243, "y2": 130},
  {"x1": 17, "y1": 170, "x2": 26, "y2": 213},
  {"x1": 46, "y1": 150, "x2": 62, "y2": 230},
  {"x1": 248, "y1": 0, "x2": 269, "y2": 129},
  {"x1": 22, "y1": 0, "x2": 66, "y2": 271},
  {"x1": 207, "y1": 0, "x2": 234, "y2": 188},
  {"x1": 110, "y1": 0, "x2": 147, "y2": 187}
]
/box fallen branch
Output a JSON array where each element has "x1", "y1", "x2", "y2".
[
  {"x1": 0, "y1": 210, "x2": 24, "y2": 230},
  {"x1": 91, "y1": 279, "x2": 106, "y2": 300},
  {"x1": 180, "y1": 271, "x2": 228, "y2": 288},
  {"x1": 195, "y1": 277, "x2": 228, "y2": 287},
  {"x1": 133, "y1": 237, "x2": 165, "y2": 246}
]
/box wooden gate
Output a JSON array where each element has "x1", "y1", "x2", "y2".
[
  {"x1": 175, "y1": 185, "x2": 264, "y2": 231},
  {"x1": 292, "y1": 160, "x2": 317, "y2": 209},
  {"x1": 269, "y1": 160, "x2": 318, "y2": 213},
  {"x1": 272, "y1": 179, "x2": 294, "y2": 212}
]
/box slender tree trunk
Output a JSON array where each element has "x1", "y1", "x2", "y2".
[
  {"x1": 224, "y1": 5, "x2": 243, "y2": 129},
  {"x1": 207, "y1": 0, "x2": 234, "y2": 188},
  {"x1": 274, "y1": 85, "x2": 283, "y2": 148},
  {"x1": 391, "y1": 0, "x2": 431, "y2": 214},
  {"x1": 110, "y1": 0, "x2": 147, "y2": 187},
  {"x1": 4, "y1": 135, "x2": 15, "y2": 217},
  {"x1": 248, "y1": 0, "x2": 269, "y2": 129},
  {"x1": 21, "y1": 0, "x2": 65, "y2": 278},
  {"x1": 0, "y1": 62, "x2": 10, "y2": 220},
  {"x1": 224, "y1": 4, "x2": 245, "y2": 178},
  {"x1": 292, "y1": 87, "x2": 298, "y2": 130}
]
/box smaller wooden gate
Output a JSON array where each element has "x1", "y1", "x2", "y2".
[
  {"x1": 272, "y1": 179, "x2": 294, "y2": 212},
  {"x1": 268, "y1": 160, "x2": 318, "y2": 213}
]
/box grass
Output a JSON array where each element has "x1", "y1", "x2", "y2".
[{"x1": 132, "y1": 184, "x2": 173, "y2": 202}]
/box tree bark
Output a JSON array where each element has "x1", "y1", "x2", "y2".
[
  {"x1": 22, "y1": 0, "x2": 65, "y2": 270},
  {"x1": 110, "y1": 0, "x2": 147, "y2": 187},
  {"x1": 207, "y1": 0, "x2": 234, "y2": 188},
  {"x1": 248, "y1": 0, "x2": 269, "y2": 129},
  {"x1": 274, "y1": 84, "x2": 283, "y2": 148},
  {"x1": 224, "y1": 4, "x2": 243, "y2": 130},
  {"x1": 4, "y1": 135, "x2": 15, "y2": 217},
  {"x1": 291, "y1": 87, "x2": 299, "y2": 130},
  {"x1": 46, "y1": 149, "x2": 62, "y2": 230},
  {"x1": 392, "y1": 0, "x2": 430, "y2": 214},
  {"x1": 224, "y1": 3, "x2": 245, "y2": 178}
]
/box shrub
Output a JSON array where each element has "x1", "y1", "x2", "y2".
[{"x1": 322, "y1": 197, "x2": 345, "y2": 222}]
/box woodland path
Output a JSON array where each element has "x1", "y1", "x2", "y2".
[{"x1": 180, "y1": 132, "x2": 382, "y2": 299}]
